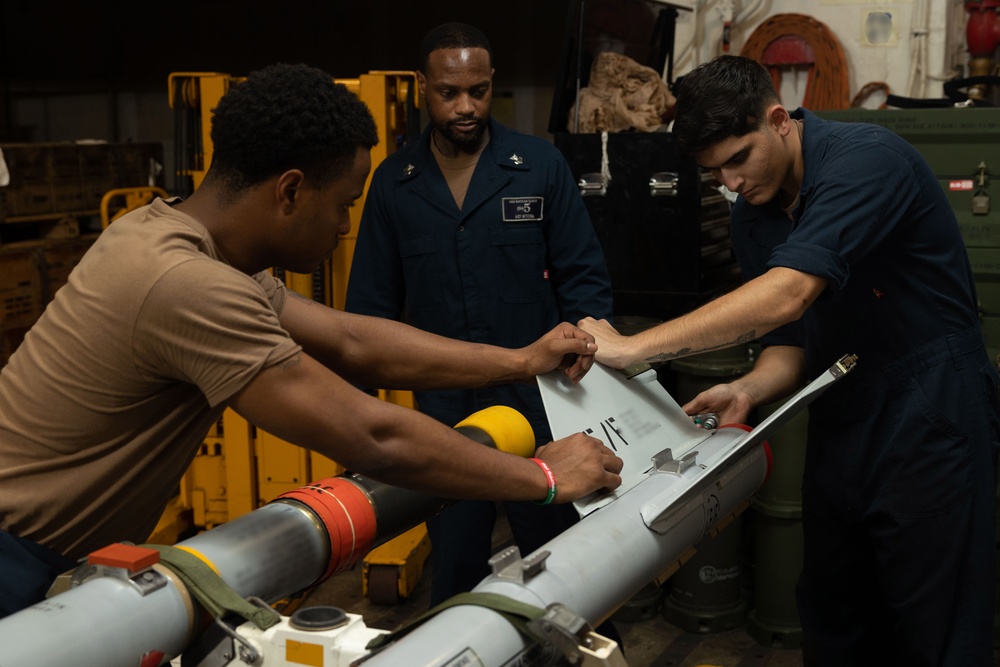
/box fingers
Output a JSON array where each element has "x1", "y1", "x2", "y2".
[
  {"x1": 586, "y1": 436, "x2": 624, "y2": 476},
  {"x1": 681, "y1": 397, "x2": 709, "y2": 415},
  {"x1": 536, "y1": 434, "x2": 624, "y2": 501},
  {"x1": 577, "y1": 317, "x2": 617, "y2": 335},
  {"x1": 562, "y1": 348, "x2": 596, "y2": 384},
  {"x1": 552, "y1": 337, "x2": 595, "y2": 361},
  {"x1": 607, "y1": 450, "x2": 624, "y2": 474},
  {"x1": 603, "y1": 470, "x2": 623, "y2": 491},
  {"x1": 551, "y1": 321, "x2": 596, "y2": 344}
]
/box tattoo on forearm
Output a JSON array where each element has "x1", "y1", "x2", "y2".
[{"x1": 645, "y1": 330, "x2": 756, "y2": 363}]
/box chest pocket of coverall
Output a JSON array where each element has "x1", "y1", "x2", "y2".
[
  {"x1": 490, "y1": 226, "x2": 554, "y2": 346},
  {"x1": 399, "y1": 234, "x2": 444, "y2": 310},
  {"x1": 490, "y1": 226, "x2": 547, "y2": 303}
]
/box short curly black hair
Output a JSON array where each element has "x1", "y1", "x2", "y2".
[
  {"x1": 206, "y1": 63, "x2": 378, "y2": 194},
  {"x1": 419, "y1": 23, "x2": 493, "y2": 72},
  {"x1": 673, "y1": 55, "x2": 779, "y2": 159}
]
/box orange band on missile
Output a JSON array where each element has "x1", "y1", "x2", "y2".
[{"x1": 277, "y1": 477, "x2": 377, "y2": 582}]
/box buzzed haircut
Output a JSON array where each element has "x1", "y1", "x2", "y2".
[
  {"x1": 206, "y1": 62, "x2": 379, "y2": 194},
  {"x1": 419, "y1": 22, "x2": 494, "y2": 72},
  {"x1": 672, "y1": 55, "x2": 781, "y2": 158}
]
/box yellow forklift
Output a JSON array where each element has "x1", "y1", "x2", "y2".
[{"x1": 156, "y1": 69, "x2": 428, "y2": 605}]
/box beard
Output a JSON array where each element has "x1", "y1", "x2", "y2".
[{"x1": 435, "y1": 116, "x2": 489, "y2": 151}]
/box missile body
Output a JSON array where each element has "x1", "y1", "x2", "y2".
[
  {"x1": 0, "y1": 408, "x2": 528, "y2": 667},
  {"x1": 363, "y1": 426, "x2": 771, "y2": 666}
]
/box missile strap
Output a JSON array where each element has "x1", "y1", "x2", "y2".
[{"x1": 143, "y1": 544, "x2": 282, "y2": 630}]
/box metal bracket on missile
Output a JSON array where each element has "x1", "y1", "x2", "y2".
[
  {"x1": 525, "y1": 603, "x2": 627, "y2": 667},
  {"x1": 68, "y1": 561, "x2": 168, "y2": 598},
  {"x1": 651, "y1": 447, "x2": 699, "y2": 474},
  {"x1": 489, "y1": 546, "x2": 550, "y2": 583}
]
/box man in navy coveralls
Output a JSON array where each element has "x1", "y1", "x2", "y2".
[
  {"x1": 346, "y1": 23, "x2": 614, "y2": 607},
  {"x1": 580, "y1": 55, "x2": 1000, "y2": 666}
]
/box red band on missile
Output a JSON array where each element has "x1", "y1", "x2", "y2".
[{"x1": 278, "y1": 477, "x2": 377, "y2": 582}]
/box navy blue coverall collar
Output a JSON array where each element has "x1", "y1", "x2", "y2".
[{"x1": 392, "y1": 117, "x2": 532, "y2": 223}]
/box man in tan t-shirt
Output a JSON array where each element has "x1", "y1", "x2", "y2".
[{"x1": 0, "y1": 62, "x2": 623, "y2": 618}]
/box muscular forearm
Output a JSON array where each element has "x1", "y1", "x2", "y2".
[
  {"x1": 280, "y1": 294, "x2": 529, "y2": 390},
  {"x1": 230, "y1": 356, "x2": 621, "y2": 502},
  {"x1": 731, "y1": 345, "x2": 807, "y2": 409},
  {"x1": 634, "y1": 268, "x2": 825, "y2": 365},
  {"x1": 678, "y1": 344, "x2": 806, "y2": 425},
  {"x1": 337, "y1": 401, "x2": 549, "y2": 500}
]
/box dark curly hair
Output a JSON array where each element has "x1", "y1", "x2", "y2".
[
  {"x1": 419, "y1": 22, "x2": 493, "y2": 72},
  {"x1": 673, "y1": 55, "x2": 780, "y2": 159},
  {"x1": 206, "y1": 63, "x2": 378, "y2": 194}
]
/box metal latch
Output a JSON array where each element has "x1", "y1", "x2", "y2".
[
  {"x1": 525, "y1": 603, "x2": 627, "y2": 666},
  {"x1": 578, "y1": 173, "x2": 608, "y2": 197},
  {"x1": 651, "y1": 448, "x2": 700, "y2": 474},
  {"x1": 488, "y1": 546, "x2": 550, "y2": 583},
  {"x1": 973, "y1": 160, "x2": 990, "y2": 216},
  {"x1": 649, "y1": 171, "x2": 679, "y2": 197}
]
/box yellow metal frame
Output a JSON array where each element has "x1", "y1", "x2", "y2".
[
  {"x1": 100, "y1": 186, "x2": 170, "y2": 229},
  {"x1": 362, "y1": 524, "x2": 432, "y2": 604}
]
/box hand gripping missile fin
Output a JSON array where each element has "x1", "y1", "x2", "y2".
[
  {"x1": 537, "y1": 363, "x2": 713, "y2": 516},
  {"x1": 638, "y1": 353, "x2": 858, "y2": 532}
]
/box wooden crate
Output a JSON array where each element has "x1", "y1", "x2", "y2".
[
  {"x1": 77, "y1": 144, "x2": 113, "y2": 180},
  {"x1": 1, "y1": 142, "x2": 165, "y2": 227},
  {"x1": 1, "y1": 323, "x2": 32, "y2": 368},
  {"x1": 83, "y1": 176, "x2": 117, "y2": 210},
  {"x1": 50, "y1": 144, "x2": 83, "y2": 180},
  {"x1": 0, "y1": 245, "x2": 43, "y2": 327},
  {"x1": 4, "y1": 182, "x2": 54, "y2": 217},
  {"x1": 114, "y1": 144, "x2": 159, "y2": 184},
  {"x1": 50, "y1": 178, "x2": 88, "y2": 214},
  {"x1": 2, "y1": 144, "x2": 52, "y2": 184}
]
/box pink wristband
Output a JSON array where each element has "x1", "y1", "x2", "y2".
[{"x1": 530, "y1": 457, "x2": 557, "y2": 505}]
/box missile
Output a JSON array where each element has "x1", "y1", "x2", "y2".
[
  {"x1": 359, "y1": 356, "x2": 858, "y2": 666},
  {"x1": 0, "y1": 355, "x2": 855, "y2": 667},
  {"x1": 0, "y1": 406, "x2": 533, "y2": 667}
]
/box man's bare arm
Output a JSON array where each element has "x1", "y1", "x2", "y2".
[
  {"x1": 580, "y1": 267, "x2": 826, "y2": 368},
  {"x1": 278, "y1": 293, "x2": 596, "y2": 389},
  {"x1": 680, "y1": 345, "x2": 807, "y2": 425},
  {"x1": 228, "y1": 351, "x2": 622, "y2": 502}
]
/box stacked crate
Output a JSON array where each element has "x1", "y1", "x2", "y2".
[
  {"x1": 0, "y1": 142, "x2": 162, "y2": 222},
  {"x1": 1, "y1": 144, "x2": 54, "y2": 218},
  {"x1": 0, "y1": 244, "x2": 44, "y2": 366},
  {"x1": 0, "y1": 142, "x2": 161, "y2": 366},
  {"x1": 0, "y1": 236, "x2": 96, "y2": 367}
]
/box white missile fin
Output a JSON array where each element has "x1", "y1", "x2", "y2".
[{"x1": 537, "y1": 363, "x2": 712, "y2": 516}]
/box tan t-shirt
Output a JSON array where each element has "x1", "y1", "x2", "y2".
[
  {"x1": 430, "y1": 130, "x2": 486, "y2": 211},
  {"x1": 0, "y1": 198, "x2": 301, "y2": 559}
]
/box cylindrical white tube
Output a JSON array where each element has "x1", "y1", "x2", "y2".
[
  {"x1": 364, "y1": 428, "x2": 770, "y2": 666},
  {"x1": 0, "y1": 406, "x2": 532, "y2": 667},
  {"x1": 0, "y1": 569, "x2": 193, "y2": 667}
]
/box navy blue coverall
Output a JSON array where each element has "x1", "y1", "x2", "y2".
[
  {"x1": 345, "y1": 117, "x2": 614, "y2": 605},
  {"x1": 733, "y1": 108, "x2": 1000, "y2": 666}
]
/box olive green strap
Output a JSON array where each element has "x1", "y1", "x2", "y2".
[
  {"x1": 365, "y1": 591, "x2": 548, "y2": 651},
  {"x1": 143, "y1": 544, "x2": 281, "y2": 630}
]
